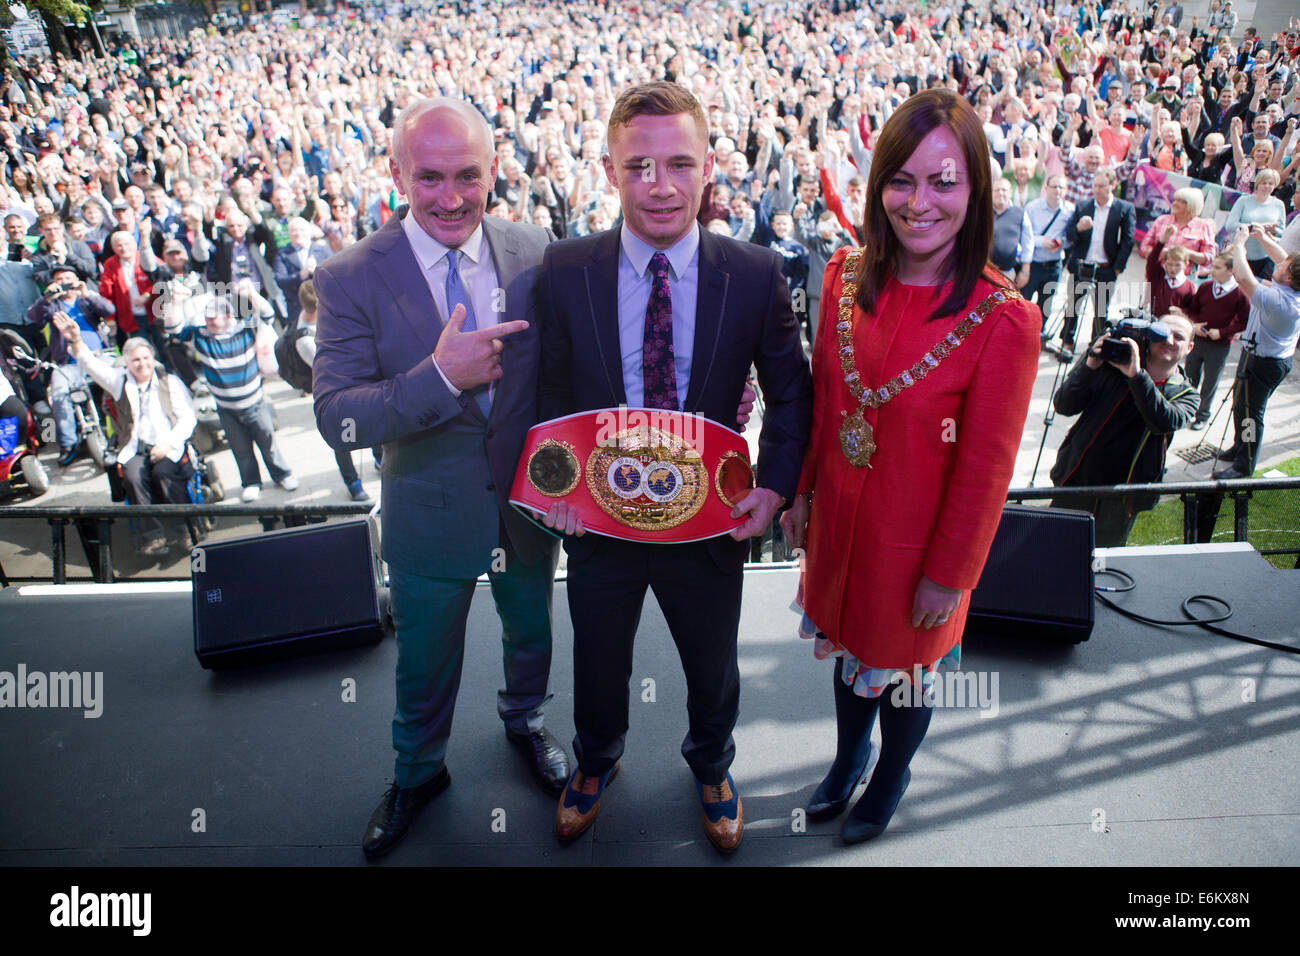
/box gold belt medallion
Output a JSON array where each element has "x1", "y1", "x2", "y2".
[
  {"x1": 525, "y1": 438, "x2": 581, "y2": 497},
  {"x1": 586, "y1": 426, "x2": 707, "y2": 531}
]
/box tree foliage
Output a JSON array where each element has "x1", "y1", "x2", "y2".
[
  {"x1": 2, "y1": 1, "x2": 96, "y2": 29},
  {"x1": 1, "y1": 0, "x2": 112, "y2": 62}
]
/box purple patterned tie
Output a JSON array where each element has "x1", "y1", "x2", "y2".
[{"x1": 642, "y1": 252, "x2": 677, "y2": 410}]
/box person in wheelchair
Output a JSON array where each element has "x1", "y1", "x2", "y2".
[
  {"x1": 26, "y1": 266, "x2": 116, "y2": 466},
  {"x1": 0, "y1": 334, "x2": 31, "y2": 448},
  {"x1": 52, "y1": 312, "x2": 197, "y2": 556}
]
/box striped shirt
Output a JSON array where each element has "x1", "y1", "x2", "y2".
[
  {"x1": 1063, "y1": 152, "x2": 1138, "y2": 207},
  {"x1": 173, "y1": 319, "x2": 265, "y2": 410}
]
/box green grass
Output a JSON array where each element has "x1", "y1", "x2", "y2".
[{"x1": 1128, "y1": 456, "x2": 1300, "y2": 568}]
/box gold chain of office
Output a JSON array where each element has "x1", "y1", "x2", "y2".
[{"x1": 835, "y1": 250, "x2": 1022, "y2": 468}]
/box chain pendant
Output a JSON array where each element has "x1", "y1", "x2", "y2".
[
  {"x1": 832, "y1": 251, "x2": 1020, "y2": 468},
  {"x1": 839, "y1": 404, "x2": 876, "y2": 468}
]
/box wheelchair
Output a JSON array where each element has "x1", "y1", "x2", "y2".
[
  {"x1": 102, "y1": 376, "x2": 226, "y2": 557},
  {"x1": 105, "y1": 438, "x2": 225, "y2": 555}
]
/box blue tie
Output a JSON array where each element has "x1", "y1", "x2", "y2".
[{"x1": 445, "y1": 250, "x2": 490, "y2": 415}]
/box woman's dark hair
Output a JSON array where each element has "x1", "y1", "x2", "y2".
[{"x1": 856, "y1": 89, "x2": 996, "y2": 320}]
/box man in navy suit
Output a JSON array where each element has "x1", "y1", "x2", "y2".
[
  {"x1": 537, "y1": 82, "x2": 812, "y2": 853},
  {"x1": 1062, "y1": 167, "x2": 1136, "y2": 352},
  {"x1": 273, "y1": 217, "x2": 332, "y2": 325},
  {"x1": 207, "y1": 210, "x2": 286, "y2": 326},
  {"x1": 312, "y1": 98, "x2": 568, "y2": 860}
]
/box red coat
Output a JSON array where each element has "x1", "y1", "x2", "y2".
[
  {"x1": 98, "y1": 255, "x2": 153, "y2": 335},
  {"x1": 797, "y1": 248, "x2": 1040, "y2": 668}
]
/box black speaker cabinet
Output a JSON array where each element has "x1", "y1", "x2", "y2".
[
  {"x1": 193, "y1": 518, "x2": 386, "y2": 669},
  {"x1": 965, "y1": 505, "x2": 1095, "y2": 644}
]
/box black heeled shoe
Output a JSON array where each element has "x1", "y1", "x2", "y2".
[
  {"x1": 841, "y1": 767, "x2": 910, "y2": 844},
  {"x1": 807, "y1": 742, "x2": 878, "y2": 821}
]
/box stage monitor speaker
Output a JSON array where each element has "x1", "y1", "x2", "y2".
[
  {"x1": 193, "y1": 518, "x2": 386, "y2": 669},
  {"x1": 965, "y1": 504, "x2": 1094, "y2": 644}
]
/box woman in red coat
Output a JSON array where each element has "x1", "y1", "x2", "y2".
[{"x1": 781, "y1": 90, "x2": 1041, "y2": 844}]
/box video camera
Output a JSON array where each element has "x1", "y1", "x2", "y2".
[{"x1": 1098, "y1": 308, "x2": 1171, "y2": 364}]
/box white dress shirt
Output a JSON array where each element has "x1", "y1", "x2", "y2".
[
  {"x1": 1086, "y1": 198, "x2": 1114, "y2": 266},
  {"x1": 402, "y1": 213, "x2": 500, "y2": 399}
]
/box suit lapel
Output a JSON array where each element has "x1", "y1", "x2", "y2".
[
  {"x1": 1104, "y1": 200, "x2": 1119, "y2": 264},
  {"x1": 483, "y1": 214, "x2": 523, "y2": 294},
  {"x1": 371, "y1": 212, "x2": 488, "y2": 423},
  {"x1": 481, "y1": 216, "x2": 524, "y2": 424},
  {"x1": 372, "y1": 211, "x2": 444, "y2": 358},
  {"x1": 585, "y1": 228, "x2": 626, "y2": 406},
  {"x1": 686, "y1": 230, "x2": 728, "y2": 412}
]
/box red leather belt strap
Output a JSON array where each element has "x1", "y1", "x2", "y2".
[{"x1": 510, "y1": 407, "x2": 756, "y2": 544}]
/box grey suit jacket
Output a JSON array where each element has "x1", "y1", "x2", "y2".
[{"x1": 312, "y1": 211, "x2": 555, "y2": 577}]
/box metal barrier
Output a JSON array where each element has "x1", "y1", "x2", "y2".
[
  {"x1": 1010, "y1": 477, "x2": 1300, "y2": 564},
  {"x1": 3, "y1": 476, "x2": 1298, "y2": 585},
  {"x1": 0, "y1": 503, "x2": 371, "y2": 586},
  {"x1": 757, "y1": 476, "x2": 1300, "y2": 565}
]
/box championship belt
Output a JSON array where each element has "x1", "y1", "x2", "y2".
[{"x1": 509, "y1": 407, "x2": 756, "y2": 544}]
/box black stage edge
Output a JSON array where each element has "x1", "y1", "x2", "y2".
[{"x1": 1, "y1": 545, "x2": 1296, "y2": 875}]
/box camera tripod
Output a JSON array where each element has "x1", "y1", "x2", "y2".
[
  {"x1": 1028, "y1": 334, "x2": 1076, "y2": 488},
  {"x1": 1179, "y1": 343, "x2": 1252, "y2": 543}
]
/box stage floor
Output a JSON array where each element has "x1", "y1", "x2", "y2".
[{"x1": 1, "y1": 544, "x2": 1296, "y2": 866}]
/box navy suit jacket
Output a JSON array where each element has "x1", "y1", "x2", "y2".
[
  {"x1": 208, "y1": 230, "x2": 287, "y2": 322},
  {"x1": 1065, "y1": 197, "x2": 1136, "y2": 276},
  {"x1": 273, "y1": 241, "x2": 332, "y2": 286},
  {"x1": 274, "y1": 240, "x2": 333, "y2": 321},
  {"x1": 537, "y1": 226, "x2": 813, "y2": 569},
  {"x1": 312, "y1": 211, "x2": 555, "y2": 577}
]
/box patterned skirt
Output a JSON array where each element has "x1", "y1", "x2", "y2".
[{"x1": 793, "y1": 577, "x2": 959, "y2": 699}]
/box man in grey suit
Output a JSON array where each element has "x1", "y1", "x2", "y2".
[{"x1": 312, "y1": 98, "x2": 567, "y2": 860}]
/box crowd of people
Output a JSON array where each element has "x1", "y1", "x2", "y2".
[{"x1": 0, "y1": 0, "x2": 1297, "y2": 537}]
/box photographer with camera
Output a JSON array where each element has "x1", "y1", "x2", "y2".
[
  {"x1": 26, "y1": 266, "x2": 115, "y2": 467},
  {"x1": 1050, "y1": 310, "x2": 1199, "y2": 546}
]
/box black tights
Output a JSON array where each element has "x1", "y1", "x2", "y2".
[{"x1": 824, "y1": 656, "x2": 934, "y2": 820}]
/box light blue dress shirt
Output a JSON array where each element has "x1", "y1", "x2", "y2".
[
  {"x1": 1024, "y1": 196, "x2": 1075, "y2": 263},
  {"x1": 617, "y1": 224, "x2": 700, "y2": 409}
]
